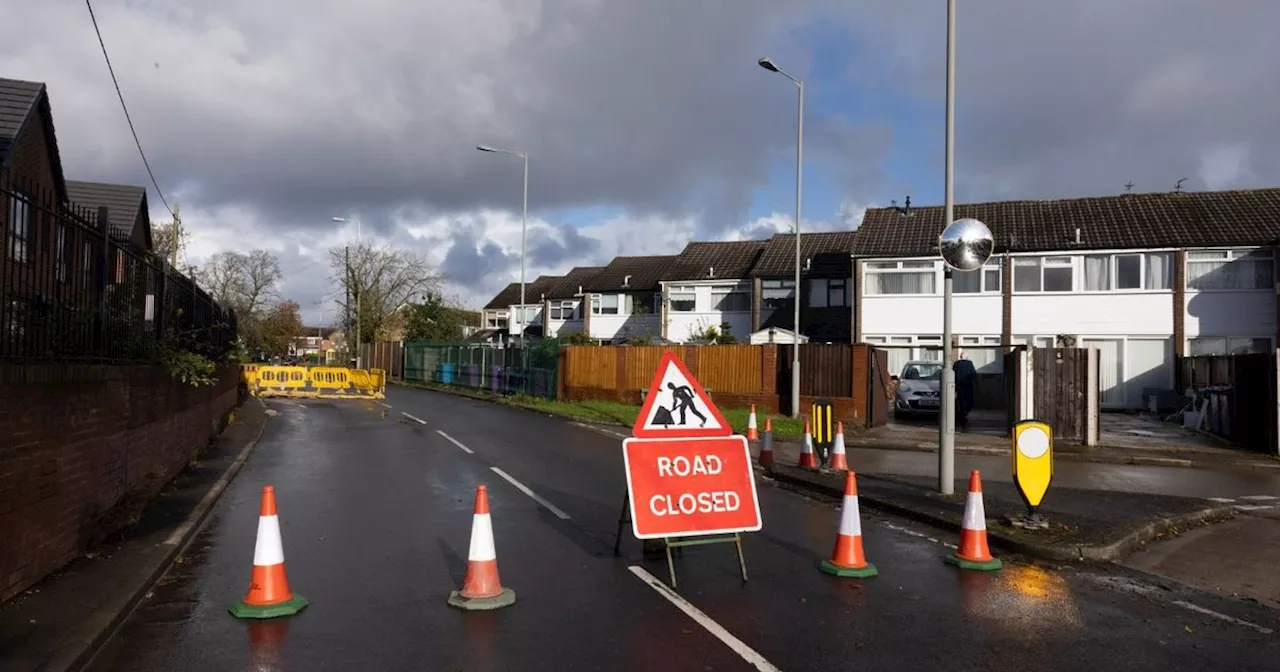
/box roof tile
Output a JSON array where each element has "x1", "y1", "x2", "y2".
[
  {"x1": 750, "y1": 230, "x2": 858, "y2": 277},
  {"x1": 662, "y1": 240, "x2": 767, "y2": 282},
  {"x1": 584, "y1": 255, "x2": 677, "y2": 292}
]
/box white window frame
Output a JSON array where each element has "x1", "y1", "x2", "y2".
[
  {"x1": 1080, "y1": 252, "x2": 1175, "y2": 292},
  {"x1": 1188, "y1": 336, "x2": 1273, "y2": 356},
  {"x1": 592, "y1": 294, "x2": 620, "y2": 315},
  {"x1": 1013, "y1": 255, "x2": 1074, "y2": 293},
  {"x1": 711, "y1": 286, "x2": 750, "y2": 313},
  {"x1": 549, "y1": 300, "x2": 575, "y2": 320},
  {"x1": 668, "y1": 286, "x2": 697, "y2": 312},
  {"x1": 864, "y1": 260, "x2": 937, "y2": 296},
  {"x1": 1187, "y1": 248, "x2": 1274, "y2": 291},
  {"x1": 807, "y1": 278, "x2": 848, "y2": 308},
  {"x1": 953, "y1": 260, "x2": 1001, "y2": 294}
]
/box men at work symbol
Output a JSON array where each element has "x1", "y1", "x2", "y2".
[{"x1": 651, "y1": 382, "x2": 707, "y2": 427}]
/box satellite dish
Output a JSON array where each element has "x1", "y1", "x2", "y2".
[{"x1": 939, "y1": 218, "x2": 994, "y2": 272}]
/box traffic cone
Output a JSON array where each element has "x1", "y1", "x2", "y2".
[
  {"x1": 944, "y1": 470, "x2": 1002, "y2": 571},
  {"x1": 819, "y1": 471, "x2": 877, "y2": 578},
  {"x1": 759, "y1": 417, "x2": 775, "y2": 469},
  {"x1": 229, "y1": 486, "x2": 308, "y2": 619},
  {"x1": 798, "y1": 420, "x2": 818, "y2": 469},
  {"x1": 829, "y1": 421, "x2": 848, "y2": 471},
  {"x1": 746, "y1": 405, "x2": 759, "y2": 441},
  {"x1": 448, "y1": 485, "x2": 517, "y2": 610}
]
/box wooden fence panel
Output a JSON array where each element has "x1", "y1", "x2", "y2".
[
  {"x1": 799, "y1": 344, "x2": 853, "y2": 398},
  {"x1": 1033, "y1": 348, "x2": 1087, "y2": 443},
  {"x1": 564, "y1": 346, "x2": 618, "y2": 389},
  {"x1": 623, "y1": 346, "x2": 668, "y2": 390},
  {"x1": 696, "y1": 344, "x2": 763, "y2": 394}
]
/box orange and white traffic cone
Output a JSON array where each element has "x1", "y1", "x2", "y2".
[
  {"x1": 746, "y1": 405, "x2": 759, "y2": 441},
  {"x1": 944, "y1": 470, "x2": 1002, "y2": 571},
  {"x1": 798, "y1": 420, "x2": 818, "y2": 469},
  {"x1": 448, "y1": 485, "x2": 517, "y2": 610},
  {"x1": 819, "y1": 471, "x2": 877, "y2": 578},
  {"x1": 759, "y1": 417, "x2": 775, "y2": 469},
  {"x1": 828, "y1": 421, "x2": 849, "y2": 471},
  {"x1": 229, "y1": 486, "x2": 308, "y2": 618}
]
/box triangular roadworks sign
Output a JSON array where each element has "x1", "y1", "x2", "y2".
[{"x1": 632, "y1": 350, "x2": 733, "y2": 438}]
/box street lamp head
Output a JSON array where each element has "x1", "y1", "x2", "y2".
[
  {"x1": 757, "y1": 57, "x2": 780, "y2": 73},
  {"x1": 332, "y1": 217, "x2": 347, "y2": 223},
  {"x1": 476, "y1": 145, "x2": 496, "y2": 153}
]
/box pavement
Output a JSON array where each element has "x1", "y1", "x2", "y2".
[{"x1": 6, "y1": 386, "x2": 1275, "y2": 670}]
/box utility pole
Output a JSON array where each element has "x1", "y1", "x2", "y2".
[{"x1": 344, "y1": 245, "x2": 352, "y2": 366}]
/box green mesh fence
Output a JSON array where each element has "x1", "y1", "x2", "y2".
[{"x1": 403, "y1": 340, "x2": 558, "y2": 399}]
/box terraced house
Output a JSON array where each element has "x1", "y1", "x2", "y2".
[
  {"x1": 853, "y1": 188, "x2": 1280, "y2": 410},
  {"x1": 658, "y1": 240, "x2": 764, "y2": 343}
]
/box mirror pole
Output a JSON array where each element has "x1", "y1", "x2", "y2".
[{"x1": 939, "y1": 0, "x2": 957, "y2": 496}]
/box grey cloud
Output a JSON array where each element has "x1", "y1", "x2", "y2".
[
  {"x1": 527, "y1": 225, "x2": 601, "y2": 269},
  {"x1": 439, "y1": 228, "x2": 516, "y2": 289}
]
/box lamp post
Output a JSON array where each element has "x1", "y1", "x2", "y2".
[
  {"x1": 332, "y1": 216, "x2": 362, "y2": 369},
  {"x1": 477, "y1": 144, "x2": 529, "y2": 353},
  {"x1": 938, "y1": 0, "x2": 958, "y2": 494},
  {"x1": 757, "y1": 56, "x2": 804, "y2": 419}
]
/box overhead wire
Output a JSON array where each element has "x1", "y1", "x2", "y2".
[{"x1": 84, "y1": 0, "x2": 176, "y2": 219}]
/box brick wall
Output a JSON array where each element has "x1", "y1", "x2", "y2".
[{"x1": 0, "y1": 364, "x2": 241, "y2": 602}]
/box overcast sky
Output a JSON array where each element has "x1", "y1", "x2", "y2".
[{"x1": 3, "y1": 0, "x2": 1277, "y2": 324}]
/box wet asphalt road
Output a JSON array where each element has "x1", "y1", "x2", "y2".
[{"x1": 86, "y1": 389, "x2": 1280, "y2": 672}]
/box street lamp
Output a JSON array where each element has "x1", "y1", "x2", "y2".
[
  {"x1": 758, "y1": 56, "x2": 804, "y2": 420},
  {"x1": 332, "y1": 216, "x2": 363, "y2": 369},
  {"x1": 476, "y1": 144, "x2": 530, "y2": 352},
  {"x1": 938, "y1": 0, "x2": 958, "y2": 494}
]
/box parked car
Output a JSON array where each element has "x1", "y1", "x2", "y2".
[{"x1": 893, "y1": 360, "x2": 942, "y2": 418}]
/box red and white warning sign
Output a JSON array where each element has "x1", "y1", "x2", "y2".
[
  {"x1": 632, "y1": 351, "x2": 731, "y2": 439},
  {"x1": 622, "y1": 435, "x2": 762, "y2": 539},
  {"x1": 623, "y1": 350, "x2": 761, "y2": 539}
]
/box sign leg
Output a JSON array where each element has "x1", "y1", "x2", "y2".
[
  {"x1": 734, "y1": 533, "x2": 748, "y2": 583},
  {"x1": 665, "y1": 538, "x2": 679, "y2": 589},
  {"x1": 613, "y1": 490, "x2": 630, "y2": 557}
]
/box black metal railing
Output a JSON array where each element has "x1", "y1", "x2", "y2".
[{"x1": 1, "y1": 175, "x2": 236, "y2": 363}]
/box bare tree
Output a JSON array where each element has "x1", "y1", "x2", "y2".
[
  {"x1": 201, "y1": 252, "x2": 248, "y2": 309},
  {"x1": 198, "y1": 249, "x2": 286, "y2": 355},
  {"x1": 327, "y1": 242, "x2": 440, "y2": 344},
  {"x1": 240, "y1": 249, "x2": 283, "y2": 315}
]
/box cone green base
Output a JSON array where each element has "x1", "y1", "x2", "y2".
[
  {"x1": 943, "y1": 554, "x2": 1003, "y2": 571},
  {"x1": 819, "y1": 559, "x2": 878, "y2": 578},
  {"x1": 447, "y1": 587, "x2": 516, "y2": 611},
  {"x1": 228, "y1": 594, "x2": 309, "y2": 619}
]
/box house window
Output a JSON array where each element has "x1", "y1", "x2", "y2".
[
  {"x1": 760, "y1": 279, "x2": 794, "y2": 321},
  {"x1": 8, "y1": 190, "x2": 32, "y2": 263},
  {"x1": 550, "y1": 300, "x2": 575, "y2": 320},
  {"x1": 1187, "y1": 248, "x2": 1273, "y2": 291},
  {"x1": 669, "y1": 286, "x2": 697, "y2": 312},
  {"x1": 864, "y1": 260, "x2": 936, "y2": 295},
  {"x1": 1013, "y1": 256, "x2": 1073, "y2": 292},
  {"x1": 486, "y1": 310, "x2": 509, "y2": 329},
  {"x1": 592, "y1": 294, "x2": 620, "y2": 315},
  {"x1": 953, "y1": 261, "x2": 1001, "y2": 294},
  {"x1": 807, "y1": 278, "x2": 847, "y2": 307},
  {"x1": 712, "y1": 287, "x2": 750, "y2": 312},
  {"x1": 1189, "y1": 336, "x2": 1272, "y2": 356},
  {"x1": 1083, "y1": 252, "x2": 1173, "y2": 291}
]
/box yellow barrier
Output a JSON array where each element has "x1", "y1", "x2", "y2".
[
  {"x1": 249, "y1": 365, "x2": 386, "y2": 400},
  {"x1": 240, "y1": 364, "x2": 260, "y2": 388}
]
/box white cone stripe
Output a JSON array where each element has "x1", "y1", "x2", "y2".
[
  {"x1": 962, "y1": 491, "x2": 987, "y2": 531},
  {"x1": 747, "y1": 414, "x2": 757, "y2": 429},
  {"x1": 801, "y1": 435, "x2": 813, "y2": 453},
  {"x1": 839, "y1": 495, "x2": 863, "y2": 536},
  {"x1": 832, "y1": 434, "x2": 846, "y2": 455},
  {"x1": 253, "y1": 514, "x2": 285, "y2": 566},
  {"x1": 468, "y1": 512, "x2": 497, "y2": 562}
]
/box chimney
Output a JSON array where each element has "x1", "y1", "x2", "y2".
[
  {"x1": 1074, "y1": 227, "x2": 1081, "y2": 244},
  {"x1": 577, "y1": 285, "x2": 583, "y2": 295},
  {"x1": 623, "y1": 274, "x2": 632, "y2": 288}
]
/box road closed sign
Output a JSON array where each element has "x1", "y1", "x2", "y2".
[{"x1": 622, "y1": 435, "x2": 762, "y2": 539}]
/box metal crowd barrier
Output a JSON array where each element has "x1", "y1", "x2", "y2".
[{"x1": 242, "y1": 364, "x2": 387, "y2": 399}]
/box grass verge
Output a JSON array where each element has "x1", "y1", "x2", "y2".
[{"x1": 396, "y1": 380, "x2": 808, "y2": 439}]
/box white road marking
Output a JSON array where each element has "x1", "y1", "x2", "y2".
[
  {"x1": 380, "y1": 402, "x2": 393, "y2": 409},
  {"x1": 401, "y1": 412, "x2": 427, "y2": 425},
  {"x1": 436, "y1": 430, "x2": 474, "y2": 454},
  {"x1": 1239, "y1": 495, "x2": 1279, "y2": 501},
  {"x1": 1172, "y1": 600, "x2": 1274, "y2": 634},
  {"x1": 627, "y1": 566, "x2": 781, "y2": 672},
  {"x1": 881, "y1": 521, "x2": 956, "y2": 549},
  {"x1": 570, "y1": 421, "x2": 629, "y2": 439},
  {"x1": 1207, "y1": 497, "x2": 1236, "y2": 503},
  {"x1": 489, "y1": 467, "x2": 571, "y2": 520}
]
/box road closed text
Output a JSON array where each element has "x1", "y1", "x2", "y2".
[{"x1": 623, "y1": 436, "x2": 763, "y2": 539}]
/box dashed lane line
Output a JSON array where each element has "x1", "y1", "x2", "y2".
[
  {"x1": 880, "y1": 520, "x2": 957, "y2": 550},
  {"x1": 1083, "y1": 575, "x2": 1274, "y2": 634},
  {"x1": 401, "y1": 412, "x2": 427, "y2": 425},
  {"x1": 1239, "y1": 495, "x2": 1279, "y2": 501},
  {"x1": 436, "y1": 430, "x2": 474, "y2": 454},
  {"x1": 379, "y1": 402, "x2": 393, "y2": 409},
  {"x1": 489, "y1": 467, "x2": 572, "y2": 520},
  {"x1": 570, "y1": 421, "x2": 629, "y2": 440},
  {"x1": 627, "y1": 566, "x2": 781, "y2": 672}
]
